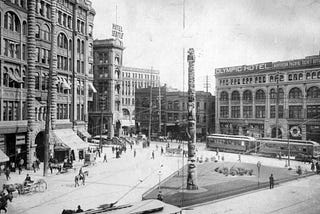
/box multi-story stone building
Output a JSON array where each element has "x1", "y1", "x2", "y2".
[
  {"x1": 88, "y1": 39, "x2": 124, "y2": 138},
  {"x1": 121, "y1": 66, "x2": 160, "y2": 135},
  {"x1": 0, "y1": 0, "x2": 95, "y2": 166},
  {"x1": 215, "y1": 54, "x2": 320, "y2": 142},
  {"x1": 135, "y1": 87, "x2": 215, "y2": 140}
]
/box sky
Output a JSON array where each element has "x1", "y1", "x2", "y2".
[{"x1": 92, "y1": 0, "x2": 320, "y2": 94}]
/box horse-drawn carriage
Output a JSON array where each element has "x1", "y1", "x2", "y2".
[{"x1": 3, "y1": 179, "x2": 47, "y2": 195}]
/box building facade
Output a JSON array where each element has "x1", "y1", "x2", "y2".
[
  {"x1": 0, "y1": 0, "x2": 95, "y2": 167},
  {"x1": 88, "y1": 39, "x2": 124, "y2": 138},
  {"x1": 121, "y1": 66, "x2": 160, "y2": 135},
  {"x1": 135, "y1": 87, "x2": 215, "y2": 140},
  {"x1": 215, "y1": 54, "x2": 320, "y2": 142}
]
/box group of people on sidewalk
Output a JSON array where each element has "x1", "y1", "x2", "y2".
[{"x1": 310, "y1": 161, "x2": 320, "y2": 173}]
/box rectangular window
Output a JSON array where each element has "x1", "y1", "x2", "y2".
[
  {"x1": 231, "y1": 106, "x2": 240, "y2": 118},
  {"x1": 289, "y1": 105, "x2": 303, "y2": 119},
  {"x1": 220, "y1": 106, "x2": 229, "y2": 118},
  {"x1": 270, "y1": 105, "x2": 284, "y2": 118},
  {"x1": 307, "y1": 105, "x2": 320, "y2": 119},
  {"x1": 77, "y1": 60, "x2": 80, "y2": 73},
  {"x1": 243, "y1": 106, "x2": 252, "y2": 118},
  {"x1": 256, "y1": 106, "x2": 265, "y2": 118}
]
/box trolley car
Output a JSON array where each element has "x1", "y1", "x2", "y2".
[
  {"x1": 206, "y1": 134, "x2": 320, "y2": 162},
  {"x1": 206, "y1": 134, "x2": 256, "y2": 153}
]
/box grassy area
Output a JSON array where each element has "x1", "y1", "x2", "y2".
[{"x1": 143, "y1": 161, "x2": 313, "y2": 207}]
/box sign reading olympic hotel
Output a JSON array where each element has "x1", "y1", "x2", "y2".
[{"x1": 215, "y1": 56, "x2": 320, "y2": 75}]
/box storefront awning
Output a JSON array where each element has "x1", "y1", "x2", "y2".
[
  {"x1": 54, "y1": 143, "x2": 70, "y2": 151},
  {"x1": 77, "y1": 128, "x2": 91, "y2": 139},
  {"x1": 121, "y1": 120, "x2": 135, "y2": 127},
  {"x1": 0, "y1": 149, "x2": 9, "y2": 163},
  {"x1": 53, "y1": 129, "x2": 88, "y2": 151}
]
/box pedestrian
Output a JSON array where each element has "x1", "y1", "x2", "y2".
[
  {"x1": 4, "y1": 167, "x2": 10, "y2": 181},
  {"x1": 311, "y1": 161, "x2": 315, "y2": 172},
  {"x1": 82, "y1": 173, "x2": 86, "y2": 185},
  {"x1": 10, "y1": 162, "x2": 15, "y2": 172},
  {"x1": 151, "y1": 150, "x2": 155, "y2": 159},
  {"x1": 316, "y1": 162, "x2": 320, "y2": 174},
  {"x1": 134, "y1": 149, "x2": 136, "y2": 158},
  {"x1": 238, "y1": 153, "x2": 241, "y2": 162},
  {"x1": 161, "y1": 147, "x2": 164, "y2": 156},
  {"x1": 157, "y1": 191, "x2": 163, "y2": 201},
  {"x1": 269, "y1": 173, "x2": 274, "y2": 189},
  {"x1": 130, "y1": 144, "x2": 133, "y2": 150},
  {"x1": 18, "y1": 161, "x2": 22, "y2": 175},
  {"x1": 103, "y1": 154, "x2": 107, "y2": 163},
  {"x1": 32, "y1": 162, "x2": 36, "y2": 173},
  {"x1": 49, "y1": 162, "x2": 53, "y2": 174},
  {"x1": 76, "y1": 205, "x2": 83, "y2": 213},
  {"x1": 221, "y1": 155, "x2": 225, "y2": 161},
  {"x1": 74, "y1": 175, "x2": 79, "y2": 187}
]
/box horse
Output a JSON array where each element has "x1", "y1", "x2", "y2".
[
  {"x1": 33, "y1": 179, "x2": 47, "y2": 191},
  {"x1": 0, "y1": 193, "x2": 13, "y2": 213},
  {"x1": 74, "y1": 172, "x2": 87, "y2": 187}
]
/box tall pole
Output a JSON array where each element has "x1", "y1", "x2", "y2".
[
  {"x1": 44, "y1": 0, "x2": 57, "y2": 176},
  {"x1": 148, "y1": 68, "x2": 153, "y2": 143},
  {"x1": 187, "y1": 48, "x2": 198, "y2": 190},
  {"x1": 158, "y1": 82, "x2": 161, "y2": 135},
  {"x1": 205, "y1": 75, "x2": 209, "y2": 135},
  {"x1": 276, "y1": 71, "x2": 279, "y2": 138},
  {"x1": 99, "y1": 94, "x2": 104, "y2": 153}
]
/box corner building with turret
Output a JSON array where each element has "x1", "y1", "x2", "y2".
[{"x1": 215, "y1": 54, "x2": 320, "y2": 143}]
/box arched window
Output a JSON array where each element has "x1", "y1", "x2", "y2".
[
  {"x1": 243, "y1": 90, "x2": 252, "y2": 101},
  {"x1": 312, "y1": 72, "x2": 316, "y2": 79},
  {"x1": 270, "y1": 89, "x2": 276, "y2": 99},
  {"x1": 35, "y1": 73, "x2": 40, "y2": 90},
  {"x1": 298, "y1": 73, "x2": 303, "y2": 80},
  {"x1": 43, "y1": 24, "x2": 50, "y2": 41},
  {"x1": 4, "y1": 11, "x2": 21, "y2": 32},
  {"x1": 231, "y1": 91, "x2": 240, "y2": 101},
  {"x1": 3, "y1": 68, "x2": 9, "y2": 87},
  {"x1": 22, "y1": 21, "x2": 27, "y2": 35},
  {"x1": 220, "y1": 91, "x2": 228, "y2": 101},
  {"x1": 77, "y1": 39, "x2": 80, "y2": 53},
  {"x1": 289, "y1": 87, "x2": 302, "y2": 99},
  {"x1": 288, "y1": 74, "x2": 292, "y2": 81},
  {"x1": 81, "y1": 40, "x2": 84, "y2": 54},
  {"x1": 35, "y1": 25, "x2": 40, "y2": 38},
  {"x1": 306, "y1": 72, "x2": 311, "y2": 80},
  {"x1": 58, "y1": 33, "x2": 68, "y2": 49},
  {"x1": 278, "y1": 88, "x2": 284, "y2": 99},
  {"x1": 270, "y1": 76, "x2": 274, "y2": 82},
  {"x1": 255, "y1": 89, "x2": 266, "y2": 101},
  {"x1": 318, "y1": 71, "x2": 320, "y2": 79},
  {"x1": 307, "y1": 86, "x2": 320, "y2": 99},
  {"x1": 69, "y1": 39, "x2": 72, "y2": 51}
]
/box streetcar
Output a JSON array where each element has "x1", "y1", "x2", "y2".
[
  {"x1": 206, "y1": 134, "x2": 256, "y2": 153},
  {"x1": 256, "y1": 138, "x2": 320, "y2": 161}
]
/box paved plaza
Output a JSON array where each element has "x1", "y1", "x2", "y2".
[{"x1": 1, "y1": 141, "x2": 318, "y2": 214}]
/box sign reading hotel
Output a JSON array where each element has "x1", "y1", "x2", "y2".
[
  {"x1": 112, "y1": 24, "x2": 123, "y2": 40},
  {"x1": 215, "y1": 56, "x2": 320, "y2": 75}
]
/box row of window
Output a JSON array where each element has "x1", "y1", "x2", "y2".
[
  {"x1": 3, "y1": 39, "x2": 27, "y2": 60},
  {"x1": 220, "y1": 86, "x2": 320, "y2": 101},
  {"x1": 122, "y1": 72, "x2": 159, "y2": 80},
  {"x1": 219, "y1": 71, "x2": 320, "y2": 87},
  {"x1": 122, "y1": 98, "x2": 135, "y2": 106},
  {"x1": 7, "y1": 0, "x2": 27, "y2": 9},
  {"x1": 220, "y1": 105, "x2": 320, "y2": 119}
]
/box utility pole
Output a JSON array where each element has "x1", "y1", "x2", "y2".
[
  {"x1": 187, "y1": 48, "x2": 198, "y2": 190},
  {"x1": 44, "y1": 0, "x2": 57, "y2": 177},
  {"x1": 148, "y1": 68, "x2": 153, "y2": 144},
  {"x1": 158, "y1": 81, "x2": 161, "y2": 135},
  {"x1": 276, "y1": 71, "x2": 279, "y2": 138},
  {"x1": 205, "y1": 75, "x2": 210, "y2": 135}
]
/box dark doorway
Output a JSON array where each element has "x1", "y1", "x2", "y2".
[
  {"x1": 5, "y1": 134, "x2": 16, "y2": 163},
  {"x1": 35, "y1": 131, "x2": 45, "y2": 162},
  {"x1": 271, "y1": 128, "x2": 282, "y2": 138}
]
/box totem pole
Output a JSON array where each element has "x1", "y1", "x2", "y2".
[{"x1": 187, "y1": 48, "x2": 198, "y2": 190}]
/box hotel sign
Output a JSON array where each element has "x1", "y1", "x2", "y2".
[
  {"x1": 112, "y1": 24, "x2": 123, "y2": 40},
  {"x1": 215, "y1": 56, "x2": 320, "y2": 75}
]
